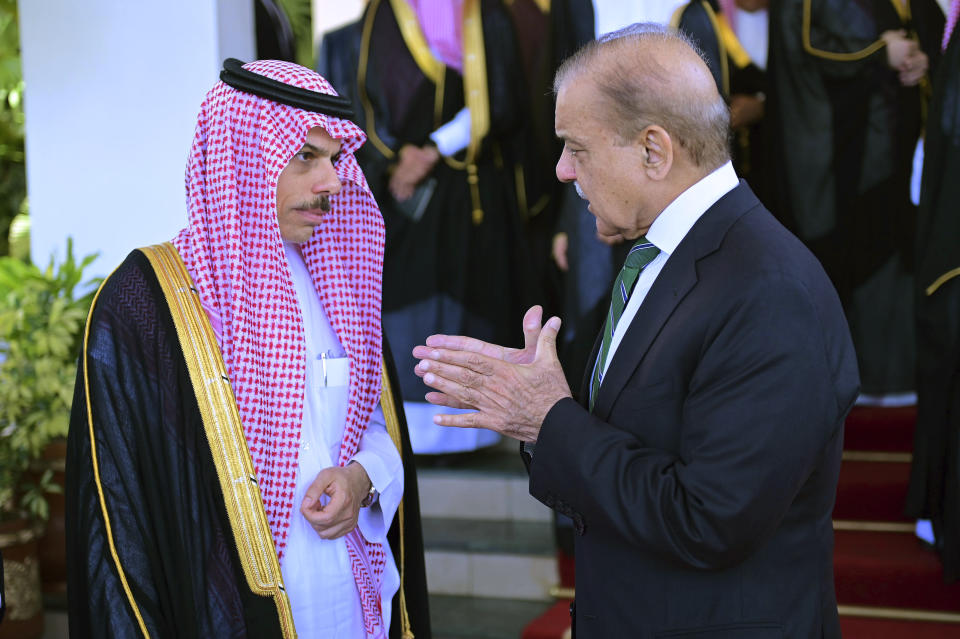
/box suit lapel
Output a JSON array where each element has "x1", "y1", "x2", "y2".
[{"x1": 592, "y1": 181, "x2": 761, "y2": 420}]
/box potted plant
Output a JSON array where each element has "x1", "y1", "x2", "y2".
[{"x1": 0, "y1": 238, "x2": 98, "y2": 635}]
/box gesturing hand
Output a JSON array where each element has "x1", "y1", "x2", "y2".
[
  {"x1": 412, "y1": 306, "x2": 572, "y2": 442},
  {"x1": 300, "y1": 463, "x2": 371, "y2": 539}
]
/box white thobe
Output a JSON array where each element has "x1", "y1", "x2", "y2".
[{"x1": 279, "y1": 241, "x2": 403, "y2": 639}]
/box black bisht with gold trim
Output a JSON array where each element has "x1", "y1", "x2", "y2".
[{"x1": 66, "y1": 245, "x2": 430, "y2": 638}]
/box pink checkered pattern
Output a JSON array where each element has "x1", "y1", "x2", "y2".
[
  {"x1": 409, "y1": 0, "x2": 464, "y2": 71},
  {"x1": 945, "y1": 0, "x2": 959, "y2": 51},
  {"x1": 172, "y1": 60, "x2": 388, "y2": 638}
]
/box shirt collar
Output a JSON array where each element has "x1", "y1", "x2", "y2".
[{"x1": 646, "y1": 161, "x2": 738, "y2": 256}]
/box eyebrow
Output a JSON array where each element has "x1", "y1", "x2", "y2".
[
  {"x1": 299, "y1": 142, "x2": 341, "y2": 158},
  {"x1": 555, "y1": 131, "x2": 583, "y2": 146}
]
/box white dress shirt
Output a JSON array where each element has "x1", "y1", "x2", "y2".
[
  {"x1": 601, "y1": 162, "x2": 739, "y2": 378},
  {"x1": 280, "y1": 242, "x2": 403, "y2": 638}
]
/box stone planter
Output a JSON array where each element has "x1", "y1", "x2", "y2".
[
  {"x1": 36, "y1": 439, "x2": 67, "y2": 594},
  {"x1": 0, "y1": 518, "x2": 44, "y2": 639}
]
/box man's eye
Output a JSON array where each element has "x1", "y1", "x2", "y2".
[{"x1": 296, "y1": 151, "x2": 316, "y2": 162}]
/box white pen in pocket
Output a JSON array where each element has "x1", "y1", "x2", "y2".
[{"x1": 317, "y1": 350, "x2": 349, "y2": 388}]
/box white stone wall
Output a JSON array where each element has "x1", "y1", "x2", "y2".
[{"x1": 19, "y1": 0, "x2": 254, "y2": 277}]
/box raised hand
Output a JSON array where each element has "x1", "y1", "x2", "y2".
[{"x1": 412, "y1": 310, "x2": 572, "y2": 442}]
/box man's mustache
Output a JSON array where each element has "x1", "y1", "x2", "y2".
[{"x1": 296, "y1": 195, "x2": 331, "y2": 212}]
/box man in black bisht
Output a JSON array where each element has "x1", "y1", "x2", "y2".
[{"x1": 906, "y1": 0, "x2": 960, "y2": 583}]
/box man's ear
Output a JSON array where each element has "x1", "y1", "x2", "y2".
[{"x1": 639, "y1": 125, "x2": 673, "y2": 181}]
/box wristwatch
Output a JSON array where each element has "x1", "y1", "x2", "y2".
[{"x1": 360, "y1": 484, "x2": 378, "y2": 508}]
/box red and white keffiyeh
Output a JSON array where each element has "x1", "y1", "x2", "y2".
[
  {"x1": 172, "y1": 60, "x2": 388, "y2": 637},
  {"x1": 945, "y1": 0, "x2": 959, "y2": 51}
]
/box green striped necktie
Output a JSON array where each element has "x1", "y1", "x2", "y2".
[{"x1": 589, "y1": 237, "x2": 661, "y2": 411}]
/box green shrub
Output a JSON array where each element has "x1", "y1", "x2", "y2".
[{"x1": 0, "y1": 238, "x2": 99, "y2": 521}]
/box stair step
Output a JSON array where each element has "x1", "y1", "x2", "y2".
[
  {"x1": 416, "y1": 445, "x2": 552, "y2": 523},
  {"x1": 423, "y1": 518, "x2": 554, "y2": 556},
  {"x1": 423, "y1": 518, "x2": 557, "y2": 601},
  {"x1": 430, "y1": 593, "x2": 553, "y2": 639},
  {"x1": 833, "y1": 460, "x2": 912, "y2": 522},
  {"x1": 521, "y1": 600, "x2": 572, "y2": 639},
  {"x1": 834, "y1": 529, "x2": 960, "y2": 611},
  {"x1": 520, "y1": 601, "x2": 960, "y2": 639},
  {"x1": 840, "y1": 610, "x2": 960, "y2": 638},
  {"x1": 844, "y1": 406, "x2": 916, "y2": 452}
]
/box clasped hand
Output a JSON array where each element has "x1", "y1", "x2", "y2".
[
  {"x1": 882, "y1": 29, "x2": 929, "y2": 87},
  {"x1": 389, "y1": 143, "x2": 440, "y2": 201},
  {"x1": 412, "y1": 306, "x2": 572, "y2": 443},
  {"x1": 300, "y1": 462, "x2": 371, "y2": 539}
]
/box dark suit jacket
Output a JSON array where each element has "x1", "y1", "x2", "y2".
[{"x1": 527, "y1": 182, "x2": 859, "y2": 638}]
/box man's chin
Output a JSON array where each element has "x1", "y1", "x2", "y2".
[{"x1": 280, "y1": 227, "x2": 317, "y2": 244}]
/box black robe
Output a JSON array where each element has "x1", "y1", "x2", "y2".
[
  {"x1": 767, "y1": 0, "x2": 943, "y2": 395},
  {"x1": 905, "y1": 22, "x2": 960, "y2": 583},
  {"x1": 66, "y1": 248, "x2": 431, "y2": 638},
  {"x1": 673, "y1": 0, "x2": 769, "y2": 201},
  {"x1": 319, "y1": 0, "x2": 535, "y2": 408}
]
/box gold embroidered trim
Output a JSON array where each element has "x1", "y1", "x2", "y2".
[
  {"x1": 670, "y1": 4, "x2": 685, "y2": 30},
  {"x1": 670, "y1": 2, "x2": 752, "y2": 96},
  {"x1": 82, "y1": 264, "x2": 152, "y2": 638},
  {"x1": 380, "y1": 360, "x2": 414, "y2": 638},
  {"x1": 714, "y1": 9, "x2": 751, "y2": 71},
  {"x1": 514, "y1": 164, "x2": 530, "y2": 219},
  {"x1": 463, "y1": 0, "x2": 489, "y2": 224},
  {"x1": 359, "y1": 0, "x2": 396, "y2": 159},
  {"x1": 139, "y1": 243, "x2": 296, "y2": 638},
  {"x1": 802, "y1": 0, "x2": 887, "y2": 61},
  {"x1": 702, "y1": 2, "x2": 731, "y2": 96},
  {"x1": 889, "y1": 0, "x2": 910, "y2": 23},
  {"x1": 390, "y1": 0, "x2": 445, "y2": 84},
  {"x1": 926, "y1": 267, "x2": 960, "y2": 296}
]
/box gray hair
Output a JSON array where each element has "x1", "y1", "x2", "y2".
[{"x1": 555, "y1": 23, "x2": 731, "y2": 169}]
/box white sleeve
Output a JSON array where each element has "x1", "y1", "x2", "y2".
[
  {"x1": 351, "y1": 402, "x2": 404, "y2": 543},
  {"x1": 429, "y1": 106, "x2": 472, "y2": 156}
]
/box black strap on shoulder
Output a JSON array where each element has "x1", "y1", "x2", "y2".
[{"x1": 219, "y1": 58, "x2": 355, "y2": 119}]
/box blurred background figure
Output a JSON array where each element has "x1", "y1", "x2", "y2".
[
  {"x1": 905, "y1": 0, "x2": 960, "y2": 583},
  {"x1": 671, "y1": 0, "x2": 769, "y2": 203},
  {"x1": 320, "y1": 0, "x2": 543, "y2": 454},
  {"x1": 766, "y1": 0, "x2": 944, "y2": 403}
]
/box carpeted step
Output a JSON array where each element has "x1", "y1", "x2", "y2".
[
  {"x1": 431, "y1": 593, "x2": 553, "y2": 639},
  {"x1": 840, "y1": 611, "x2": 960, "y2": 638},
  {"x1": 521, "y1": 600, "x2": 571, "y2": 639},
  {"x1": 844, "y1": 406, "x2": 916, "y2": 452},
  {"x1": 833, "y1": 459, "x2": 913, "y2": 522},
  {"x1": 834, "y1": 529, "x2": 960, "y2": 611},
  {"x1": 521, "y1": 602, "x2": 960, "y2": 639}
]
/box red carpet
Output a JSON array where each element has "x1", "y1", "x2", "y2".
[
  {"x1": 522, "y1": 406, "x2": 960, "y2": 638},
  {"x1": 833, "y1": 461, "x2": 913, "y2": 521},
  {"x1": 843, "y1": 406, "x2": 918, "y2": 451},
  {"x1": 834, "y1": 529, "x2": 960, "y2": 610}
]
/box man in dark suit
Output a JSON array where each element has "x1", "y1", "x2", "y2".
[{"x1": 413, "y1": 23, "x2": 859, "y2": 638}]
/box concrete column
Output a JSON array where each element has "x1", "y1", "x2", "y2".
[{"x1": 19, "y1": 0, "x2": 254, "y2": 275}]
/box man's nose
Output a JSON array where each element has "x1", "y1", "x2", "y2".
[
  {"x1": 556, "y1": 152, "x2": 575, "y2": 183},
  {"x1": 313, "y1": 164, "x2": 342, "y2": 195}
]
